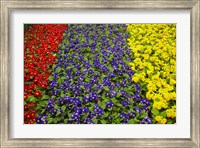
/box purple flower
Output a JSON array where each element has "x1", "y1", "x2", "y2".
[
  {"x1": 36, "y1": 114, "x2": 47, "y2": 124},
  {"x1": 122, "y1": 100, "x2": 130, "y2": 107},
  {"x1": 140, "y1": 117, "x2": 152, "y2": 124},
  {"x1": 140, "y1": 98, "x2": 150, "y2": 107},
  {"x1": 108, "y1": 72, "x2": 116, "y2": 78},
  {"x1": 128, "y1": 111, "x2": 136, "y2": 118},
  {"x1": 108, "y1": 116, "x2": 112, "y2": 120},
  {"x1": 106, "y1": 101, "x2": 114, "y2": 108},
  {"x1": 134, "y1": 107, "x2": 142, "y2": 114}
]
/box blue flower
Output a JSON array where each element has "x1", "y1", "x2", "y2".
[
  {"x1": 120, "y1": 90, "x2": 127, "y2": 97},
  {"x1": 140, "y1": 98, "x2": 150, "y2": 107},
  {"x1": 122, "y1": 100, "x2": 130, "y2": 107},
  {"x1": 36, "y1": 114, "x2": 47, "y2": 124},
  {"x1": 110, "y1": 90, "x2": 117, "y2": 98},
  {"x1": 108, "y1": 72, "x2": 116, "y2": 78},
  {"x1": 140, "y1": 117, "x2": 152, "y2": 124},
  {"x1": 39, "y1": 24, "x2": 151, "y2": 124},
  {"x1": 134, "y1": 107, "x2": 142, "y2": 114},
  {"x1": 108, "y1": 116, "x2": 112, "y2": 121},
  {"x1": 106, "y1": 101, "x2": 114, "y2": 108},
  {"x1": 128, "y1": 111, "x2": 136, "y2": 118}
]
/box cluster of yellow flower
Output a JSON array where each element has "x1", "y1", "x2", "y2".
[{"x1": 127, "y1": 24, "x2": 176, "y2": 124}]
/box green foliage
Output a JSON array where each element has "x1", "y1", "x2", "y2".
[
  {"x1": 27, "y1": 96, "x2": 37, "y2": 102},
  {"x1": 24, "y1": 24, "x2": 33, "y2": 32},
  {"x1": 151, "y1": 108, "x2": 160, "y2": 116}
]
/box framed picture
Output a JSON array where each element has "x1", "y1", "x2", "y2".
[{"x1": 0, "y1": 0, "x2": 199, "y2": 147}]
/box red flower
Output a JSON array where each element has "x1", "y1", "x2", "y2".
[{"x1": 24, "y1": 24, "x2": 67, "y2": 124}]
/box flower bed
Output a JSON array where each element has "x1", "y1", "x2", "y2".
[
  {"x1": 127, "y1": 24, "x2": 176, "y2": 124},
  {"x1": 24, "y1": 24, "x2": 176, "y2": 124},
  {"x1": 24, "y1": 24, "x2": 67, "y2": 124}
]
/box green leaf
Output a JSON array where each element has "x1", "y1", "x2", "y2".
[
  {"x1": 116, "y1": 92, "x2": 121, "y2": 98},
  {"x1": 126, "y1": 86, "x2": 133, "y2": 91},
  {"x1": 39, "y1": 101, "x2": 46, "y2": 107},
  {"x1": 108, "y1": 66, "x2": 113, "y2": 72},
  {"x1": 128, "y1": 119, "x2": 136, "y2": 124},
  {"x1": 152, "y1": 118, "x2": 157, "y2": 124},
  {"x1": 110, "y1": 98, "x2": 116, "y2": 103},
  {"x1": 68, "y1": 112, "x2": 73, "y2": 118},
  {"x1": 54, "y1": 104, "x2": 59, "y2": 109},
  {"x1": 99, "y1": 101, "x2": 106, "y2": 110},
  {"x1": 151, "y1": 108, "x2": 160, "y2": 116},
  {"x1": 92, "y1": 118, "x2": 98, "y2": 124},
  {"x1": 63, "y1": 39, "x2": 69, "y2": 45},
  {"x1": 80, "y1": 85, "x2": 84, "y2": 90},
  {"x1": 115, "y1": 118, "x2": 121, "y2": 124},
  {"x1": 140, "y1": 82, "x2": 147, "y2": 87},
  {"x1": 139, "y1": 110, "x2": 148, "y2": 119},
  {"x1": 108, "y1": 108, "x2": 112, "y2": 111},
  {"x1": 100, "y1": 120, "x2": 107, "y2": 124},
  {"x1": 116, "y1": 102, "x2": 122, "y2": 107},
  {"x1": 160, "y1": 111, "x2": 167, "y2": 118},
  {"x1": 89, "y1": 106, "x2": 93, "y2": 112},
  {"x1": 56, "y1": 111, "x2": 61, "y2": 116},
  {"x1": 102, "y1": 103, "x2": 106, "y2": 110},
  {"x1": 35, "y1": 104, "x2": 41, "y2": 110},
  {"x1": 135, "y1": 112, "x2": 140, "y2": 118},
  {"x1": 167, "y1": 119, "x2": 174, "y2": 124},
  {"x1": 85, "y1": 77, "x2": 90, "y2": 82},
  {"x1": 41, "y1": 109, "x2": 46, "y2": 114},
  {"x1": 61, "y1": 105, "x2": 66, "y2": 111},
  {"x1": 41, "y1": 95, "x2": 50, "y2": 100},
  {"x1": 56, "y1": 67, "x2": 62, "y2": 73},
  {"x1": 25, "y1": 69, "x2": 28, "y2": 73},
  {"x1": 57, "y1": 77, "x2": 64, "y2": 85},
  {"x1": 104, "y1": 86, "x2": 109, "y2": 91},
  {"x1": 96, "y1": 89, "x2": 101, "y2": 94},
  {"x1": 48, "y1": 118, "x2": 53, "y2": 124},
  {"x1": 103, "y1": 112, "x2": 109, "y2": 118},
  {"x1": 64, "y1": 119, "x2": 68, "y2": 123},
  {"x1": 113, "y1": 112, "x2": 120, "y2": 119},
  {"x1": 60, "y1": 91, "x2": 65, "y2": 97},
  {"x1": 28, "y1": 96, "x2": 37, "y2": 102},
  {"x1": 138, "y1": 104, "x2": 143, "y2": 108},
  {"x1": 80, "y1": 114, "x2": 87, "y2": 120},
  {"x1": 53, "y1": 118, "x2": 58, "y2": 123},
  {"x1": 133, "y1": 118, "x2": 140, "y2": 124},
  {"x1": 48, "y1": 75, "x2": 54, "y2": 81}
]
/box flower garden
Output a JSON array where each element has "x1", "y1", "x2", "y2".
[{"x1": 24, "y1": 24, "x2": 176, "y2": 124}]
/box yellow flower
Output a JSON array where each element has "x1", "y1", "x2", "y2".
[
  {"x1": 152, "y1": 74, "x2": 160, "y2": 80},
  {"x1": 155, "y1": 115, "x2": 162, "y2": 122},
  {"x1": 129, "y1": 62, "x2": 136, "y2": 71},
  {"x1": 170, "y1": 59, "x2": 176, "y2": 65},
  {"x1": 146, "y1": 91, "x2": 154, "y2": 100},
  {"x1": 147, "y1": 82, "x2": 157, "y2": 91},
  {"x1": 170, "y1": 79, "x2": 176, "y2": 85},
  {"x1": 155, "y1": 81, "x2": 162, "y2": 88},
  {"x1": 132, "y1": 76, "x2": 139, "y2": 82},
  {"x1": 127, "y1": 24, "x2": 176, "y2": 123},
  {"x1": 153, "y1": 101, "x2": 162, "y2": 110},
  {"x1": 134, "y1": 52, "x2": 140, "y2": 58},
  {"x1": 150, "y1": 57, "x2": 156, "y2": 62},
  {"x1": 161, "y1": 118, "x2": 167, "y2": 124},
  {"x1": 169, "y1": 92, "x2": 176, "y2": 100},
  {"x1": 147, "y1": 70, "x2": 153, "y2": 75},
  {"x1": 143, "y1": 54, "x2": 149, "y2": 60},
  {"x1": 166, "y1": 108, "x2": 176, "y2": 118}
]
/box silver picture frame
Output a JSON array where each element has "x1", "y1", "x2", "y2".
[{"x1": 0, "y1": 0, "x2": 199, "y2": 147}]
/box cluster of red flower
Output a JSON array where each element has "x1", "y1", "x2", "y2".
[
  {"x1": 24, "y1": 102, "x2": 37, "y2": 124},
  {"x1": 24, "y1": 24, "x2": 67, "y2": 124}
]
